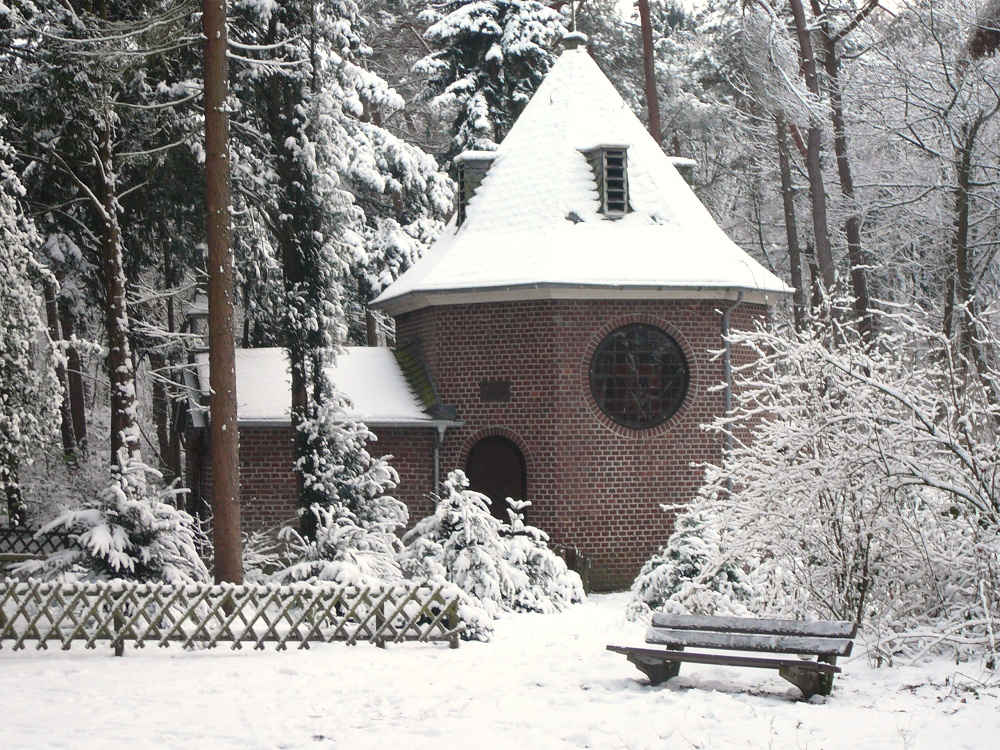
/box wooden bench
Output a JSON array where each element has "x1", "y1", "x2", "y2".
[{"x1": 608, "y1": 613, "x2": 858, "y2": 699}]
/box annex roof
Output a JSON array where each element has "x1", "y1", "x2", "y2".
[
  {"x1": 193, "y1": 347, "x2": 441, "y2": 427},
  {"x1": 372, "y1": 44, "x2": 790, "y2": 317}
]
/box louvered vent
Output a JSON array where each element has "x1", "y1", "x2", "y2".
[
  {"x1": 583, "y1": 145, "x2": 631, "y2": 218},
  {"x1": 455, "y1": 151, "x2": 496, "y2": 225}
]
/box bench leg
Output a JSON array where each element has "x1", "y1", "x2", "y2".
[
  {"x1": 778, "y1": 666, "x2": 834, "y2": 699},
  {"x1": 627, "y1": 652, "x2": 682, "y2": 686}
]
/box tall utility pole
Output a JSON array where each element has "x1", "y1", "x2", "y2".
[
  {"x1": 203, "y1": 0, "x2": 243, "y2": 584},
  {"x1": 636, "y1": 0, "x2": 662, "y2": 146}
]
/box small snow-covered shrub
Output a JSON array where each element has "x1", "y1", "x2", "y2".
[
  {"x1": 627, "y1": 506, "x2": 758, "y2": 621},
  {"x1": 241, "y1": 528, "x2": 283, "y2": 585},
  {"x1": 503, "y1": 498, "x2": 585, "y2": 614},
  {"x1": 273, "y1": 504, "x2": 403, "y2": 587},
  {"x1": 399, "y1": 471, "x2": 511, "y2": 620},
  {"x1": 14, "y1": 458, "x2": 208, "y2": 584},
  {"x1": 399, "y1": 470, "x2": 584, "y2": 636}
]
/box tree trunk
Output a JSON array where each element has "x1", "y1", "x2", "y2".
[
  {"x1": 813, "y1": 2, "x2": 873, "y2": 340},
  {"x1": 951, "y1": 115, "x2": 1000, "y2": 419},
  {"x1": 788, "y1": 0, "x2": 836, "y2": 297},
  {"x1": 264, "y1": 14, "x2": 310, "y2": 532},
  {"x1": 44, "y1": 284, "x2": 77, "y2": 459},
  {"x1": 149, "y1": 350, "x2": 181, "y2": 482},
  {"x1": 96, "y1": 118, "x2": 139, "y2": 467},
  {"x1": 776, "y1": 114, "x2": 807, "y2": 331},
  {"x1": 204, "y1": 0, "x2": 243, "y2": 584},
  {"x1": 637, "y1": 0, "x2": 662, "y2": 145},
  {"x1": 59, "y1": 303, "x2": 88, "y2": 452}
]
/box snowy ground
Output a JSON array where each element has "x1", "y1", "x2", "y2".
[{"x1": 1, "y1": 593, "x2": 997, "y2": 750}]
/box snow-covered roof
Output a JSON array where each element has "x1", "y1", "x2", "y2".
[
  {"x1": 194, "y1": 347, "x2": 440, "y2": 427},
  {"x1": 373, "y1": 45, "x2": 791, "y2": 316}
]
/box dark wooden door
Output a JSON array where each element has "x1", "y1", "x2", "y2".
[{"x1": 466, "y1": 436, "x2": 527, "y2": 522}]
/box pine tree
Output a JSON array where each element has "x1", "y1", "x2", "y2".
[
  {"x1": 14, "y1": 458, "x2": 209, "y2": 584},
  {"x1": 274, "y1": 504, "x2": 404, "y2": 587},
  {"x1": 229, "y1": 0, "x2": 452, "y2": 346},
  {"x1": 414, "y1": 0, "x2": 566, "y2": 158},
  {"x1": 503, "y1": 498, "x2": 585, "y2": 614}
]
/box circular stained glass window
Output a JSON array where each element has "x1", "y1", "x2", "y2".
[{"x1": 589, "y1": 324, "x2": 688, "y2": 429}]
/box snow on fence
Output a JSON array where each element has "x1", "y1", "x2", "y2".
[{"x1": 0, "y1": 578, "x2": 464, "y2": 654}]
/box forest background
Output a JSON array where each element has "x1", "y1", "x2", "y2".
[{"x1": 1, "y1": 0, "x2": 999, "y2": 662}]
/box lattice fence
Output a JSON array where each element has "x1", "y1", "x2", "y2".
[
  {"x1": 0, "y1": 527, "x2": 71, "y2": 561},
  {"x1": 0, "y1": 578, "x2": 464, "y2": 653}
]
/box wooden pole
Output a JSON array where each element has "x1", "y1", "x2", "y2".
[{"x1": 203, "y1": 0, "x2": 243, "y2": 584}]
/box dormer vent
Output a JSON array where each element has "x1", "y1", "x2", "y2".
[
  {"x1": 583, "y1": 145, "x2": 631, "y2": 218},
  {"x1": 455, "y1": 150, "x2": 496, "y2": 225}
]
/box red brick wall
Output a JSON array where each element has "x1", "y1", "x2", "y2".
[
  {"x1": 369, "y1": 426, "x2": 438, "y2": 524},
  {"x1": 189, "y1": 423, "x2": 439, "y2": 534},
  {"x1": 394, "y1": 298, "x2": 769, "y2": 591}
]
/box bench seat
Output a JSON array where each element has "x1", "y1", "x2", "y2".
[{"x1": 608, "y1": 613, "x2": 858, "y2": 699}]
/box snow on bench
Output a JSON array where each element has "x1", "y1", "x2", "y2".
[{"x1": 607, "y1": 613, "x2": 858, "y2": 699}]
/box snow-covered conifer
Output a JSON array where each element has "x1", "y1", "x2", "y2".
[
  {"x1": 627, "y1": 506, "x2": 757, "y2": 621},
  {"x1": 274, "y1": 505, "x2": 403, "y2": 587},
  {"x1": 399, "y1": 470, "x2": 512, "y2": 617},
  {"x1": 0, "y1": 131, "x2": 62, "y2": 525},
  {"x1": 503, "y1": 498, "x2": 584, "y2": 613},
  {"x1": 273, "y1": 383, "x2": 407, "y2": 585},
  {"x1": 414, "y1": 0, "x2": 566, "y2": 157},
  {"x1": 400, "y1": 471, "x2": 583, "y2": 622},
  {"x1": 295, "y1": 382, "x2": 406, "y2": 531},
  {"x1": 14, "y1": 458, "x2": 208, "y2": 584}
]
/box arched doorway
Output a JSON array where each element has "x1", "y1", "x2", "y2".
[{"x1": 465, "y1": 436, "x2": 527, "y2": 523}]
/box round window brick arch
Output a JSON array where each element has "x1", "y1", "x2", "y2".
[{"x1": 588, "y1": 323, "x2": 689, "y2": 430}]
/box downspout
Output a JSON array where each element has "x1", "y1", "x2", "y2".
[
  {"x1": 721, "y1": 293, "x2": 744, "y2": 494},
  {"x1": 433, "y1": 424, "x2": 447, "y2": 495}
]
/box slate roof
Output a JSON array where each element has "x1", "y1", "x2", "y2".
[{"x1": 372, "y1": 43, "x2": 791, "y2": 317}]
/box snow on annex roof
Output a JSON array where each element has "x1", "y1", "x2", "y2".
[
  {"x1": 373, "y1": 44, "x2": 791, "y2": 316},
  {"x1": 194, "y1": 347, "x2": 437, "y2": 427}
]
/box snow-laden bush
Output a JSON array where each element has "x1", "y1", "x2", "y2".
[
  {"x1": 274, "y1": 391, "x2": 408, "y2": 586},
  {"x1": 295, "y1": 391, "x2": 406, "y2": 533},
  {"x1": 241, "y1": 528, "x2": 283, "y2": 585},
  {"x1": 274, "y1": 505, "x2": 403, "y2": 588},
  {"x1": 399, "y1": 470, "x2": 584, "y2": 637},
  {"x1": 14, "y1": 457, "x2": 208, "y2": 584},
  {"x1": 635, "y1": 307, "x2": 1000, "y2": 664},
  {"x1": 627, "y1": 506, "x2": 758, "y2": 621},
  {"x1": 504, "y1": 498, "x2": 585, "y2": 614}
]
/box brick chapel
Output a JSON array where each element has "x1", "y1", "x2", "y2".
[{"x1": 188, "y1": 35, "x2": 789, "y2": 591}]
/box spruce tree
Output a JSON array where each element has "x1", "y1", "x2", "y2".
[{"x1": 414, "y1": 0, "x2": 566, "y2": 158}]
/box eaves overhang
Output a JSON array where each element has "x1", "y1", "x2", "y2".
[
  {"x1": 235, "y1": 417, "x2": 463, "y2": 429},
  {"x1": 372, "y1": 282, "x2": 792, "y2": 317}
]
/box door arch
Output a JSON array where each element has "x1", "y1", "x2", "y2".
[{"x1": 465, "y1": 436, "x2": 527, "y2": 523}]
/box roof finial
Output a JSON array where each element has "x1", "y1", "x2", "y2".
[{"x1": 562, "y1": 0, "x2": 588, "y2": 50}]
